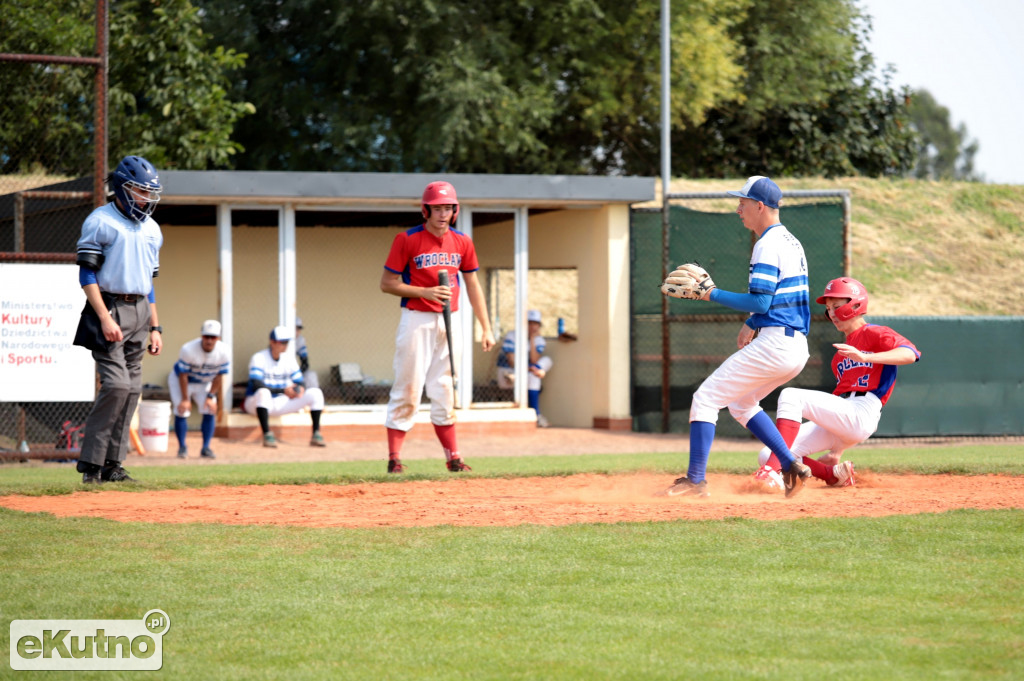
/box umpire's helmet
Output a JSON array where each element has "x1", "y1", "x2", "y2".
[
  {"x1": 421, "y1": 181, "x2": 459, "y2": 223},
  {"x1": 817, "y1": 277, "x2": 868, "y2": 321},
  {"x1": 110, "y1": 155, "x2": 162, "y2": 222}
]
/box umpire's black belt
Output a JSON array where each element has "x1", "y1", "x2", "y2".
[
  {"x1": 102, "y1": 292, "x2": 143, "y2": 304},
  {"x1": 839, "y1": 391, "x2": 868, "y2": 398}
]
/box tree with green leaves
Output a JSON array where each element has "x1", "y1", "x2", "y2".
[
  {"x1": 907, "y1": 88, "x2": 979, "y2": 181},
  {"x1": 0, "y1": 0, "x2": 253, "y2": 174}
]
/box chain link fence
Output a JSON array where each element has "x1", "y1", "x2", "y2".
[
  {"x1": 1, "y1": 42, "x2": 101, "y2": 459},
  {"x1": 631, "y1": 192, "x2": 849, "y2": 436}
]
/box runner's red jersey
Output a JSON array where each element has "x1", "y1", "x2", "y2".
[
  {"x1": 831, "y1": 323, "x2": 920, "y2": 405},
  {"x1": 383, "y1": 225, "x2": 480, "y2": 313}
]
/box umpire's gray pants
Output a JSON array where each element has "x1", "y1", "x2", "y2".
[{"x1": 79, "y1": 297, "x2": 151, "y2": 466}]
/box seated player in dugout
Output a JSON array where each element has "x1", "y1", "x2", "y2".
[
  {"x1": 496, "y1": 309, "x2": 554, "y2": 427},
  {"x1": 753, "y1": 277, "x2": 921, "y2": 490}
]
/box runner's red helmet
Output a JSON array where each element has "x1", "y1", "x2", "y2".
[
  {"x1": 817, "y1": 277, "x2": 868, "y2": 321},
  {"x1": 421, "y1": 181, "x2": 459, "y2": 222}
]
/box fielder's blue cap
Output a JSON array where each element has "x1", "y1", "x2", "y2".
[
  {"x1": 270, "y1": 325, "x2": 292, "y2": 342},
  {"x1": 727, "y1": 175, "x2": 782, "y2": 209}
]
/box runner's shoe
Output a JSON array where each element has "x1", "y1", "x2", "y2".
[
  {"x1": 828, "y1": 461, "x2": 856, "y2": 487},
  {"x1": 387, "y1": 459, "x2": 405, "y2": 474},
  {"x1": 752, "y1": 464, "x2": 784, "y2": 491},
  {"x1": 446, "y1": 458, "x2": 472, "y2": 472}
]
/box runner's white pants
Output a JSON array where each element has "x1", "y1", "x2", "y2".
[
  {"x1": 386, "y1": 308, "x2": 461, "y2": 431},
  {"x1": 690, "y1": 326, "x2": 809, "y2": 426},
  {"x1": 758, "y1": 390, "x2": 882, "y2": 463}
]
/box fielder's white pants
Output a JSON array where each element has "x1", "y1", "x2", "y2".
[
  {"x1": 386, "y1": 308, "x2": 461, "y2": 431},
  {"x1": 167, "y1": 371, "x2": 215, "y2": 418},
  {"x1": 243, "y1": 387, "x2": 325, "y2": 416},
  {"x1": 758, "y1": 390, "x2": 882, "y2": 464},
  {"x1": 690, "y1": 326, "x2": 809, "y2": 426},
  {"x1": 497, "y1": 355, "x2": 553, "y2": 391}
]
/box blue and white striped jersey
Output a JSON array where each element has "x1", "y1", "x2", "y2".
[
  {"x1": 747, "y1": 224, "x2": 810, "y2": 335},
  {"x1": 246, "y1": 348, "x2": 303, "y2": 396},
  {"x1": 173, "y1": 338, "x2": 230, "y2": 384}
]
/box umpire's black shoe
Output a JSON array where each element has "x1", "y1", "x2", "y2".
[
  {"x1": 78, "y1": 461, "x2": 102, "y2": 485},
  {"x1": 101, "y1": 463, "x2": 136, "y2": 483}
]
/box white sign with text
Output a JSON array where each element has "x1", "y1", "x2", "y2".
[{"x1": 0, "y1": 263, "x2": 95, "y2": 402}]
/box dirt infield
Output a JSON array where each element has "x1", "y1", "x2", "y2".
[
  {"x1": 3, "y1": 472, "x2": 1022, "y2": 528},
  {"x1": 4, "y1": 429, "x2": 1022, "y2": 527}
]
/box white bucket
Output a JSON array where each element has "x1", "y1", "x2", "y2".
[{"x1": 138, "y1": 400, "x2": 171, "y2": 453}]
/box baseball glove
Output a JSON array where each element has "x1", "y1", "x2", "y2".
[{"x1": 660, "y1": 263, "x2": 716, "y2": 300}]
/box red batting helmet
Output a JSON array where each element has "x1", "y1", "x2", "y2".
[
  {"x1": 421, "y1": 181, "x2": 459, "y2": 222},
  {"x1": 816, "y1": 277, "x2": 868, "y2": 321}
]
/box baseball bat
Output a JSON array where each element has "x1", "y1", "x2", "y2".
[{"x1": 437, "y1": 270, "x2": 457, "y2": 391}]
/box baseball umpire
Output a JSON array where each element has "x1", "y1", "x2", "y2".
[
  {"x1": 659, "y1": 176, "x2": 813, "y2": 498},
  {"x1": 753, "y1": 277, "x2": 921, "y2": 488},
  {"x1": 74, "y1": 155, "x2": 164, "y2": 484},
  {"x1": 379, "y1": 180, "x2": 496, "y2": 473}
]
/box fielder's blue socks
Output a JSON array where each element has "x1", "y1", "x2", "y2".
[
  {"x1": 746, "y1": 411, "x2": 796, "y2": 470},
  {"x1": 174, "y1": 415, "x2": 188, "y2": 449},
  {"x1": 201, "y1": 414, "x2": 215, "y2": 448},
  {"x1": 687, "y1": 421, "x2": 715, "y2": 483},
  {"x1": 528, "y1": 389, "x2": 541, "y2": 413}
]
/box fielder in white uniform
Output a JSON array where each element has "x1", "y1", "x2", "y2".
[
  {"x1": 497, "y1": 309, "x2": 554, "y2": 427},
  {"x1": 294, "y1": 316, "x2": 320, "y2": 390},
  {"x1": 662, "y1": 176, "x2": 812, "y2": 498},
  {"x1": 169, "y1": 319, "x2": 230, "y2": 459},
  {"x1": 243, "y1": 325, "x2": 326, "y2": 448},
  {"x1": 754, "y1": 277, "x2": 921, "y2": 490}
]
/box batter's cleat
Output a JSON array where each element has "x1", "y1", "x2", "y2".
[
  {"x1": 828, "y1": 461, "x2": 856, "y2": 487},
  {"x1": 446, "y1": 457, "x2": 472, "y2": 472},
  {"x1": 262, "y1": 432, "x2": 278, "y2": 448},
  {"x1": 200, "y1": 447, "x2": 216, "y2": 459},
  {"x1": 387, "y1": 459, "x2": 405, "y2": 474},
  {"x1": 309, "y1": 432, "x2": 326, "y2": 447},
  {"x1": 101, "y1": 464, "x2": 135, "y2": 483},
  {"x1": 177, "y1": 446, "x2": 188, "y2": 459},
  {"x1": 752, "y1": 464, "x2": 784, "y2": 491},
  {"x1": 661, "y1": 476, "x2": 710, "y2": 497},
  {"x1": 783, "y1": 460, "x2": 812, "y2": 498}
]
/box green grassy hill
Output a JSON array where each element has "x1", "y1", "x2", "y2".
[{"x1": 655, "y1": 177, "x2": 1024, "y2": 316}]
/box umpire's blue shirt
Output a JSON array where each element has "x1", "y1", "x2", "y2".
[{"x1": 77, "y1": 203, "x2": 163, "y2": 295}]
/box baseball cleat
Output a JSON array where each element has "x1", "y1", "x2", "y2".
[
  {"x1": 660, "y1": 476, "x2": 710, "y2": 498},
  {"x1": 82, "y1": 470, "x2": 102, "y2": 485},
  {"x1": 536, "y1": 414, "x2": 550, "y2": 428},
  {"x1": 262, "y1": 432, "x2": 278, "y2": 448},
  {"x1": 200, "y1": 447, "x2": 216, "y2": 459},
  {"x1": 309, "y1": 432, "x2": 326, "y2": 447},
  {"x1": 783, "y1": 460, "x2": 812, "y2": 498},
  {"x1": 177, "y1": 446, "x2": 188, "y2": 459},
  {"x1": 446, "y1": 457, "x2": 472, "y2": 472},
  {"x1": 828, "y1": 461, "x2": 856, "y2": 487},
  {"x1": 387, "y1": 459, "x2": 405, "y2": 474},
  {"x1": 752, "y1": 464, "x2": 784, "y2": 491}
]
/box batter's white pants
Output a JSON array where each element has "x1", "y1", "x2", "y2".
[
  {"x1": 167, "y1": 371, "x2": 217, "y2": 418},
  {"x1": 690, "y1": 326, "x2": 809, "y2": 426},
  {"x1": 758, "y1": 390, "x2": 882, "y2": 464},
  {"x1": 386, "y1": 308, "x2": 461, "y2": 431},
  {"x1": 497, "y1": 355, "x2": 553, "y2": 391},
  {"x1": 243, "y1": 387, "x2": 325, "y2": 416}
]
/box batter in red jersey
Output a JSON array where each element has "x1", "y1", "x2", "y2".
[
  {"x1": 379, "y1": 181, "x2": 496, "y2": 474},
  {"x1": 755, "y1": 277, "x2": 921, "y2": 489}
]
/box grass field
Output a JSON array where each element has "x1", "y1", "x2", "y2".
[{"x1": 2, "y1": 444, "x2": 1023, "y2": 680}]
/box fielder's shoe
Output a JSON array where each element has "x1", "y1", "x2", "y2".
[
  {"x1": 828, "y1": 461, "x2": 856, "y2": 487},
  {"x1": 446, "y1": 457, "x2": 472, "y2": 472},
  {"x1": 387, "y1": 459, "x2": 405, "y2": 474},
  {"x1": 262, "y1": 432, "x2": 278, "y2": 448},
  {"x1": 661, "y1": 476, "x2": 710, "y2": 497},
  {"x1": 101, "y1": 464, "x2": 135, "y2": 483},
  {"x1": 783, "y1": 460, "x2": 812, "y2": 498},
  {"x1": 310, "y1": 432, "x2": 326, "y2": 447},
  {"x1": 200, "y1": 447, "x2": 216, "y2": 459},
  {"x1": 177, "y1": 446, "x2": 188, "y2": 459},
  {"x1": 752, "y1": 464, "x2": 784, "y2": 491},
  {"x1": 536, "y1": 414, "x2": 550, "y2": 428}
]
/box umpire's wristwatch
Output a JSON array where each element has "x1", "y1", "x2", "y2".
[{"x1": 149, "y1": 326, "x2": 163, "y2": 333}]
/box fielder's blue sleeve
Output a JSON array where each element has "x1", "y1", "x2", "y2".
[
  {"x1": 708, "y1": 289, "x2": 772, "y2": 314},
  {"x1": 148, "y1": 287, "x2": 155, "y2": 304}
]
